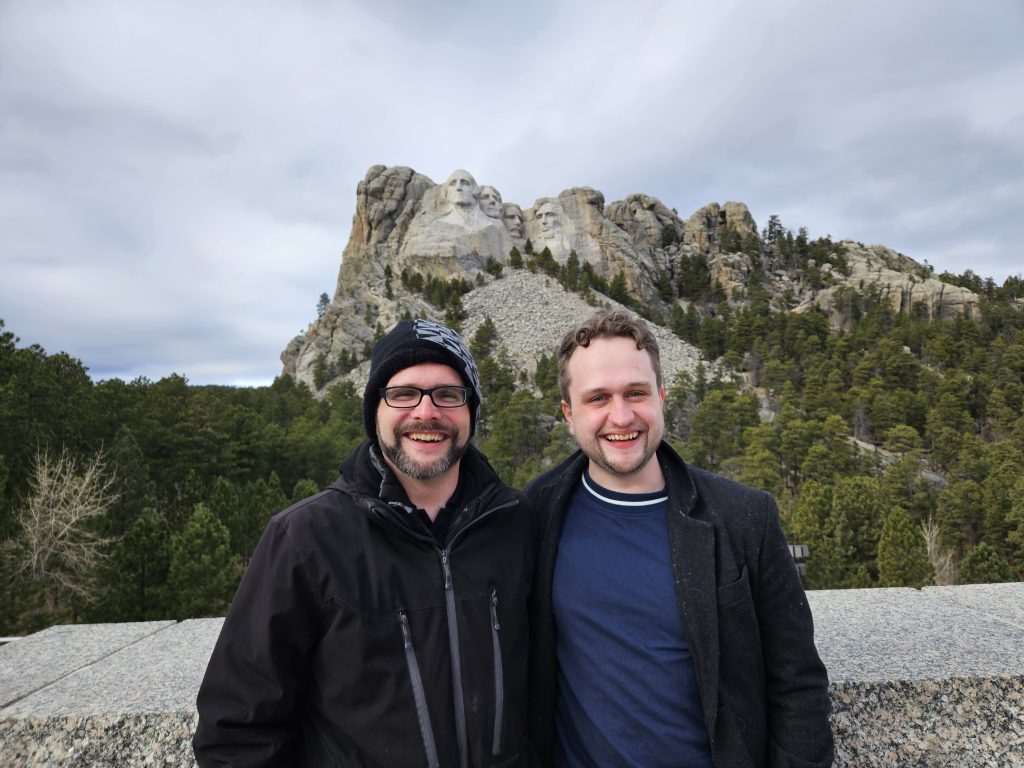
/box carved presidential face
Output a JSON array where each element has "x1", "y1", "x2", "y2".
[
  {"x1": 503, "y1": 204, "x2": 524, "y2": 238},
  {"x1": 478, "y1": 186, "x2": 503, "y2": 218},
  {"x1": 538, "y1": 202, "x2": 561, "y2": 238},
  {"x1": 445, "y1": 169, "x2": 479, "y2": 207}
]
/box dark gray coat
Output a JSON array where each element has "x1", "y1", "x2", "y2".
[{"x1": 524, "y1": 443, "x2": 834, "y2": 768}]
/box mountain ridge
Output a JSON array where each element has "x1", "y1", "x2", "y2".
[{"x1": 281, "y1": 164, "x2": 998, "y2": 392}]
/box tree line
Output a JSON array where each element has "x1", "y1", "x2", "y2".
[{"x1": 2, "y1": 226, "x2": 1022, "y2": 634}]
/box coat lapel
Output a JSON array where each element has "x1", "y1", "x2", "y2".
[{"x1": 663, "y1": 448, "x2": 720, "y2": 735}]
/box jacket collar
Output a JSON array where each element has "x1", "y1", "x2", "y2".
[{"x1": 334, "y1": 439, "x2": 502, "y2": 522}]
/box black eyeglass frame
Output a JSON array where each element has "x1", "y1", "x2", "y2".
[{"x1": 378, "y1": 385, "x2": 470, "y2": 409}]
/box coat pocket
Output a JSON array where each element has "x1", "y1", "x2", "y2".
[{"x1": 716, "y1": 565, "x2": 751, "y2": 609}]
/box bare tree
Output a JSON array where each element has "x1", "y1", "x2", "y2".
[
  {"x1": 5, "y1": 448, "x2": 118, "y2": 614},
  {"x1": 921, "y1": 516, "x2": 955, "y2": 586}
]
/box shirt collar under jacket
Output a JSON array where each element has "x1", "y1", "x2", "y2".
[{"x1": 580, "y1": 469, "x2": 668, "y2": 512}]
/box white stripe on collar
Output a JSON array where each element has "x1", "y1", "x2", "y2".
[{"x1": 581, "y1": 473, "x2": 668, "y2": 507}]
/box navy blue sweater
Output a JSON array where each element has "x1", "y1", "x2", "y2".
[{"x1": 552, "y1": 472, "x2": 712, "y2": 767}]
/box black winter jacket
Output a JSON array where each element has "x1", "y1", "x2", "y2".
[
  {"x1": 525, "y1": 444, "x2": 834, "y2": 768},
  {"x1": 194, "y1": 440, "x2": 538, "y2": 767}
]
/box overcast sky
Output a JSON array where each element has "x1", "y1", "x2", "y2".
[{"x1": 2, "y1": 1, "x2": 1022, "y2": 386}]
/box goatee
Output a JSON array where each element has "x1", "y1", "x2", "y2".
[{"x1": 379, "y1": 422, "x2": 468, "y2": 481}]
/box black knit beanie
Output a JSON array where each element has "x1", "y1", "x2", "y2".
[{"x1": 363, "y1": 319, "x2": 482, "y2": 440}]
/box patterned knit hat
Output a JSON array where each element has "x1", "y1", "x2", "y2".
[{"x1": 363, "y1": 319, "x2": 482, "y2": 440}]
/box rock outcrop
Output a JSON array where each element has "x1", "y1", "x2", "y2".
[
  {"x1": 811, "y1": 242, "x2": 983, "y2": 325},
  {"x1": 281, "y1": 165, "x2": 704, "y2": 389},
  {"x1": 281, "y1": 164, "x2": 998, "y2": 392}
]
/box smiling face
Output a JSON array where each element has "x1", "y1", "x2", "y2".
[
  {"x1": 561, "y1": 336, "x2": 666, "y2": 492},
  {"x1": 376, "y1": 363, "x2": 471, "y2": 482}
]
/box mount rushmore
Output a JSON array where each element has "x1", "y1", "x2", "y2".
[{"x1": 280, "y1": 165, "x2": 986, "y2": 392}]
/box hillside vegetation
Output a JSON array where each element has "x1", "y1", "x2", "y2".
[{"x1": 2, "y1": 227, "x2": 1023, "y2": 634}]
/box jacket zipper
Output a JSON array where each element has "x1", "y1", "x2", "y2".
[
  {"x1": 490, "y1": 588, "x2": 504, "y2": 756},
  {"x1": 440, "y1": 549, "x2": 469, "y2": 768},
  {"x1": 440, "y1": 498, "x2": 517, "y2": 765},
  {"x1": 376, "y1": 498, "x2": 520, "y2": 766},
  {"x1": 399, "y1": 611, "x2": 440, "y2": 768}
]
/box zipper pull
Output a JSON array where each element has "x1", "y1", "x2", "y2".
[
  {"x1": 490, "y1": 589, "x2": 500, "y2": 631},
  {"x1": 440, "y1": 549, "x2": 452, "y2": 590},
  {"x1": 399, "y1": 611, "x2": 412, "y2": 649}
]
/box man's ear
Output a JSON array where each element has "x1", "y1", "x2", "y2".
[
  {"x1": 659, "y1": 385, "x2": 666, "y2": 405},
  {"x1": 561, "y1": 399, "x2": 575, "y2": 436}
]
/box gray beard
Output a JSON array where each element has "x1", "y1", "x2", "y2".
[{"x1": 379, "y1": 428, "x2": 468, "y2": 481}]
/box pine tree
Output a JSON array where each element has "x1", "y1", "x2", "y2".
[
  {"x1": 559, "y1": 250, "x2": 581, "y2": 291},
  {"x1": 481, "y1": 390, "x2": 550, "y2": 487},
  {"x1": 877, "y1": 506, "x2": 933, "y2": 587},
  {"x1": 788, "y1": 481, "x2": 840, "y2": 588},
  {"x1": 981, "y1": 457, "x2": 1023, "y2": 550},
  {"x1": 168, "y1": 503, "x2": 236, "y2": 618},
  {"x1": 98, "y1": 508, "x2": 171, "y2": 620},
  {"x1": 290, "y1": 477, "x2": 320, "y2": 503},
  {"x1": 828, "y1": 475, "x2": 888, "y2": 586},
  {"x1": 937, "y1": 479, "x2": 983, "y2": 557},
  {"x1": 106, "y1": 426, "x2": 157, "y2": 536},
  {"x1": 608, "y1": 270, "x2": 630, "y2": 305},
  {"x1": 956, "y1": 543, "x2": 1016, "y2": 585},
  {"x1": 1006, "y1": 476, "x2": 1024, "y2": 573},
  {"x1": 470, "y1": 316, "x2": 498, "y2": 358}
]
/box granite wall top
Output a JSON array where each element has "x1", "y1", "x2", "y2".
[
  {"x1": 810, "y1": 583, "x2": 1024, "y2": 683},
  {"x1": 1, "y1": 583, "x2": 1023, "y2": 766}
]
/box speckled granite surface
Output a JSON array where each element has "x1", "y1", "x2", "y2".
[
  {"x1": 2, "y1": 619, "x2": 223, "y2": 717},
  {"x1": 0, "y1": 712, "x2": 199, "y2": 767},
  {"x1": 923, "y1": 581, "x2": 1024, "y2": 628},
  {"x1": 808, "y1": 587, "x2": 1024, "y2": 766},
  {"x1": 0, "y1": 619, "x2": 222, "y2": 767},
  {"x1": 0, "y1": 621, "x2": 174, "y2": 708},
  {"x1": 2, "y1": 589, "x2": 1023, "y2": 766}
]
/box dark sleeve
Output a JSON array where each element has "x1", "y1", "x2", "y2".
[
  {"x1": 755, "y1": 495, "x2": 835, "y2": 767},
  {"x1": 523, "y1": 480, "x2": 557, "y2": 768},
  {"x1": 193, "y1": 516, "x2": 321, "y2": 768}
]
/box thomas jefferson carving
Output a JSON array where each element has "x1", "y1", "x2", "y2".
[{"x1": 479, "y1": 186, "x2": 503, "y2": 219}]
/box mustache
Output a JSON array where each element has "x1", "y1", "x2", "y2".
[{"x1": 396, "y1": 421, "x2": 455, "y2": 436}]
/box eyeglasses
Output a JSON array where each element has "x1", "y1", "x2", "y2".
[{"x1": 379, "y1": 385, "x2": 469, "y2": 409}]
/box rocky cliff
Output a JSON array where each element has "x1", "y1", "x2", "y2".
[{"x1": 280, "y1": 164, "x2": 989, "y2": 391}]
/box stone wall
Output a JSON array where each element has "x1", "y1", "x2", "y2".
[{"x1": 1, "y1": 584, "x2": 1022, "y2": 766}]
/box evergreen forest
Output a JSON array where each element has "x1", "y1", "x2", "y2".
[{"x1": 3, "y1": 231, "x2": 1024, "y2": 636}]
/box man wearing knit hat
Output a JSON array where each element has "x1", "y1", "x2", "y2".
[{"x1": 195, "y1": 319, "x2": 538, "y2": 768}]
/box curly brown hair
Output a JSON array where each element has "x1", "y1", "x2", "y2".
[{"x1": 557, "y1": 309, "x2": 663, "y2": 404}]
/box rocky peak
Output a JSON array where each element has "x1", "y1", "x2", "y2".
[
  {"x1": 806, "y1": 242, "x2": 983, "y2": 327},
  {"x1": 280, "y1": 164, "x2": 994, "y2": 392}
]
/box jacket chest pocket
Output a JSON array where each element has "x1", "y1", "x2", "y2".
[{"x1": 399, "y1": 610, "x2": 441, "y2": 768}]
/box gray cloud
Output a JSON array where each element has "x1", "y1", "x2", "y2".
[{"x1": 1, "y1": 0, "x2": 1022, "y2": 385}]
